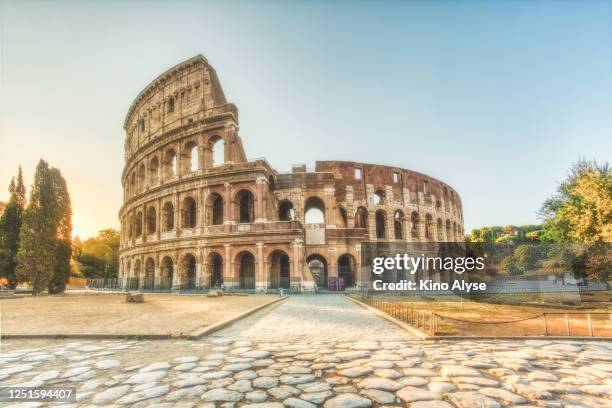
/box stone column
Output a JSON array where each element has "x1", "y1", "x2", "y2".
[
  {"x1": 224, "y1": 183, "x2": 234, "y2": 228},
  {"x1": 172, "y1": 251, "x2": 181, "y2": 291},
  {"x1": 255, "y1": 177, "x2": 266, "y2": 223},
  {"x1": 224, "y1": 244, "x2": 234, "y2": 288},
  {"x1": 324, "y1": 186, "x2": 336, "y2": 228},
  {"x1": 196, "y1": 246, "x2": 204, "y2": 289},
  {"x1": 256, "y1": 242, "x2": 265, "y2": 292}
]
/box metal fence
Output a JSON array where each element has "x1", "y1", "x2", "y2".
[{"x1": 353, "y1": 295, "x2": 612, "y2": 337}]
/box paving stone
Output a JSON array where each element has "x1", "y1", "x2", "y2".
[
  {"x1": 323, "y1": 393, "x2": 372, "y2": 408},
  {"x1": 357, "y1": 377, "x2": 402, "y2": 391},
  {"x1": 280, "y1": 374, "x2": 316, "y2": 384},
  {"x1": 447, "y1": 391, "x2": 501, "y2": 408},
  {"x1": 253, "y1": 376, "x2": 279, "y2": 388},
  {"x1": 439, "y1": 364, "x2": 481, "y2": 377},
  {"x1": 91, "y1": 385, "x2": 131, "y2": 404},
  {"x1": 428, "y1": 382, "x2": 455, "y2": 393},
  {"x1": 246, "y1": 390, "x2": 269, "y2": 402},
  {"x1": 284, "y1": 397, "x2": 317, "y2": 408},
  {"x1": 338, "y1": 367, "x2": 374, "y2": 378},
  {"x1": 397, "y1": 386, "x2": 441, "y2": 402},
  {"x1": 479, "y1": 387, "x2": 527, "y2": 404},
  {"x1": 124, "y1": 370, "x2": 166, "y2": 384},
  {"x1": 95, "y1": 359, "x2": 121, "y2": 370},
  {"x1": 139, "y1": 362, "x2": 171, "y2": 372},
  {"x1": 201, "y1": 388, "x2": 243, "y2": 402},
  {"x1": 359, "y1": 388, "x2": 396, "y2": 404},
  {"x1": 117, "y1": 384, "x2": 170, "y2": 404}
]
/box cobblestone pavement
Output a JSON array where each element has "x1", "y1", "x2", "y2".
[{"x1": 1, "y1": 295, "x2": 611, "y2": 407}]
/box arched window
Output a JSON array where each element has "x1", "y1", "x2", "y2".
[
  {"x1": 135, "y1": 211, "x2": 143, "y2": 237},
  {"x1": 355, "y1": 207, "x2": 368, "y2": 229},
  {"x1": 304, "y1": 196, "x2": 325, "y2": 224},
  {"x1": 437, "y1": 218, "x2": 444, "y2": 241},
  {"x1": 269, "y1": 251, "x2": 290, "y2": 289},
  {"x1": 278, "y1": 200, "x2": 294, "y2": 221},
  {"x1": 182, "y1": 197, "x2": 197, "y2": 228},
  {"x1": 182, "y1": 142, "x2": 198, "y2": 173},
  {"x1": 411, "y1": 212, "x2": 420, "y2": 238},
  {"x1": 208, "y1": 252, "x2": 223, "y2": 287},
  {"x1": 206, "y1": 193, "x2": 224, "y2": 225},
  {"x1": 338, "y1": 254, "x2": 356, "y2": 288},
  {"x1": 339, "y1": 207, "x2": 348, "y2": 227},
  {"x1": 167, "y1": 96, "x2": 175, "y2": 113},
  {"x1": 307, "y1": 254, "x2": 328, "y2": 289},
  {"x1": 128, "y1": 215, "x2": 134, "y2": 239},
  {"x1": 161, "y1": 256, "x2": 174, "y2": 290},
  {"x1": 238, "y1": 252, "x2": 255, "y2": 289},
  {"x1": 162, "y1": 201, "x2": 174, "y2": 231},
  {"x1": 163, "y1": 149, "x2": 177, "y2": 178},
  {"x1": 146, "y1": 207, "x2": 156, "y2": 235},
  {"x1": 236, "y1": 190, "x2": 255, "y2": 223},
  {"x1": 211, "y1": 137, "x2": 224, "y2": 167},
  {"x1": 129, "y1": 172, "x2": 136, "y2": 196},
  {"x1": 148, "y1": 156, "x2": 160, "y2": 186},
  {"x1": 446, "y1": 220, "x2": 452, "y2": 241},
  {"x1": 394, "y1": 210, "x2": 404, "y2": 240},
  {"x1": 372, "y1": 189, "x2": 384, "y2": 205},
  {"x1": 144, "y1": 258, "x2": 155, "y2": 289},
  {"x1": 375, "y1": 210, "x2": 386, "y2": 239},
  {"x1": 182, "y1": 254, "x2": 197, "y2": 290},
  {"x1": 137, "y1": 163, "x2": 145, "y2": 192},
  {"x1": 425, "y1": 214, "x2": 434, "y2": 239}
]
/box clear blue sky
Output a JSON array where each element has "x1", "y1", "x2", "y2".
[{"x1": 1, "y1": 0, "x2": 611, "y2": 238}]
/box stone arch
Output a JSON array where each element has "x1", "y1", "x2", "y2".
[
  {"x1": 132, "y1": 259, "x2": 141, "y2": 290},
  {"x1": 135, "y1": 211, "x2": 143, "y2": 237},
  {"x1": 146, "y1": 206, "x2": 156, "y2": 235},
  {"x1": 162, "y1": 201, "x2": 174, "y2": 231},
  {"x1": 375, "y1": 210, "x2": 387, "y2": 239},
  {"x1": 181, "y1": 196, "x2": 197, "y2": 228},
  {"x1": 306, "y1": 254, "x2": 328, "y2": 289},
  {"x1": 163, "y1": 148, "x2": 177, "y2": 179},
  {"x1": 209, "y1": 135, "x2": 225, "y2": 167},
  {"x1": 304, "y1": 196, "x2": 325, "y2": 224},
  {"x1": 425, "y1": 214, "x2": 434, "y2": 240},
  {"x1": 268, "y1": 250, "x2": 290, "y2": 289},
  {"x1": 355, "y1": 206, "x2": 368, "y2": 229},
  {"x1": 144, "y1": 257, "x2": 155, "y2": 290},
  {"x1": 129, "y1": 172, "x2": 136, "y2": 196},
  {"x1": 437, "y1": 218, "x2": 444, "y2": 241},
  {"x1": 160, "y1": 256, "x2": 174, "y2": 290},
  {"x1": 167, "y1": 95, "x2": 175, "y2": 113},
  {"x1": 236, "y1": 251, "x2": 256, "y2": 290},
  {"x1": 205, "y1": 193, "x2": 224, "y2": 225},
  {"x1": 207, "y1": 252, "x2": 224, "y2": 288},
  {"x1": 394, "y1": 210, "x2": 404, "y2": 240},
  {"x1": 181, "y1": 253, "x2": 197, "y2": 290},
  {"x1": 182, "y1": 140, "x2": 199, "y2": 173},
  {"x1": 278, "y1": 199, "x2": 295, "y2": 221},
  {"x1": 137, "y1": 163, "x2": 146, "y2": 192},
  {"x1": 148, "y1": 156, "x2": 160, "y2": 186},
  {"x1": 411, "y1": 211, "x2": 420, "y2": 239},
  {"x1": 453, "y1": 222, "x2": 458, "y2": 241},
  {"x1": 338, "y1": 253, "x2": 357, "y2": 289},
  {"x1": 372, "y1": 189, "x2": 385, "y2": 205},
  {"x1": 235, "y1": 189, "x2": 255, "y2": 223},
  {"x1": 338, "y1": 207, "x2": 348, "y2": 227},
  {"x1": 268, "y1": 175, "x2": 276, "y2": 192},
  {"x1": 128, "y1": 214, "x2": 134, "y2": 239}
]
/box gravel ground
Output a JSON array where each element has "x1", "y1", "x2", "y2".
[{"x1": 0, "y1": 295, "x2": 611, "y2": 407}]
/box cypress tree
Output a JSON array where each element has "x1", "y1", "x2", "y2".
[
  {"x1": 16, "y1": 160, "x2": 58, "y2": 294},
  {"x1": 48, "y1": 168, "x2": 72, "y2": 294},
  {"x1": 0, "y1": 167, "x2": 26, "y2": 288}
]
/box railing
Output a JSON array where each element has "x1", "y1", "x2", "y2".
[{"x1": 353, "y1": 295, "x2": 612, "y2": 337}]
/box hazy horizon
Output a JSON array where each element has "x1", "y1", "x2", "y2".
[{"x1": 1, "y1": 0, "x2": 611, "y2": 238}]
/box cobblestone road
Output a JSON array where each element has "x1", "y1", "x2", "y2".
[{"x1": 1, "y1": 295, "x2": 611, "y2": 407}]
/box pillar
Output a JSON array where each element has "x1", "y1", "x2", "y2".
[
  {"x1": 256, "y1": 242, "x2": 265, "y2": 292},
  {"x1": 224, "y1": 244, "x2": 234, "y2": 288}
]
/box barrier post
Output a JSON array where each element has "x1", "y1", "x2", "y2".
[
  {"x1": 587, "y1": 313, "x2": 593, "y2": 337},
  {"x1": 564, "y1": 314, "x2": 570, "y2": 336},
  {"x1": 543, "y1": 314, "x2": 548, "y2": 336}
]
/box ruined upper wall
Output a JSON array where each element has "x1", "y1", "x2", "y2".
[
  {"x1": 123, "y1": 55, "x2": 237, "y2": 159},
  {"x1": 315, "y1": 160, "x2": 463, "y2": 216}
]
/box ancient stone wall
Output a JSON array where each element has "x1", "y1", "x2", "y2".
[{"x1": 118, "y1": 55, "x2": 465, "y2": 293}]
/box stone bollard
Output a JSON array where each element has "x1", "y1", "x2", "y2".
[{"x1": 125, "y1": 292, "x2": 144, "y2": 303}]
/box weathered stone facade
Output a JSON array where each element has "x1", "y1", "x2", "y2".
[{"x1": 118, "y1": 55, "x2": 464, "y2": 292}]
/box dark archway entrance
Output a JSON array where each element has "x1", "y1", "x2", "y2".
[
  {"x1": 307, "y1": 254, "x2": 328, "y2": 289},
  {"x1": 238, "y1": 252, "x2": 256, "y2": 289},
  {"x1": 269, "y1": 251, "x2": 290, "y2": 289}
]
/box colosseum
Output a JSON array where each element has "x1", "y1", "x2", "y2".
[{"x1": 118, "y1": 55, "x2": 464, "y2": 293}]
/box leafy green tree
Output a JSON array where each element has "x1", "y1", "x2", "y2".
[
  {"x1": 540, "y1": 159, "x2": 611, "y2": 242},
  {"x1": 77, "y1": 229, "x2": 120, "y2": 279},
  {"x1": 0, "y1": 167, "x2": 26, "y2": 288}
]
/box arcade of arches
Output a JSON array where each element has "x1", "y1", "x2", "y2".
[{"x1": 118, "y1": 55, "x2": 465, "y2": 292}]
